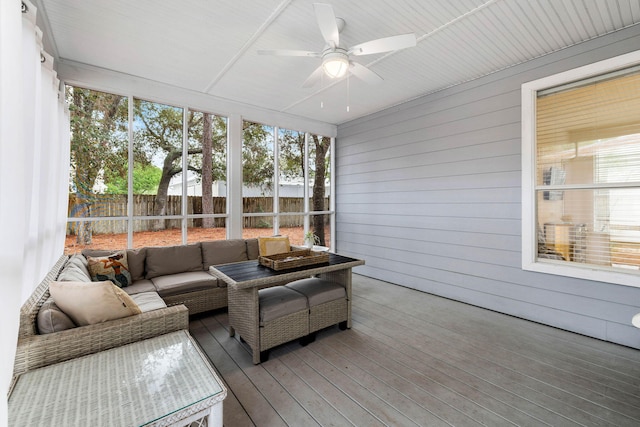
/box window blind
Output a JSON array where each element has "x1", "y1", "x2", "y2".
[{"x1": 535, "y1": 69, "x2": 640, "y2": 271}]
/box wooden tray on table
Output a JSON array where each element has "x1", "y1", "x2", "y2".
[{"x1": 259, "y1": 249, "x2": 330, "y2": 271}]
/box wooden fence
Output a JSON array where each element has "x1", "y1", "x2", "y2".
[{"x1": 67, "y1": 194, "x2": 328, "y2": 234}]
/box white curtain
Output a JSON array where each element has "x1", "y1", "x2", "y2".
[
  {"x1": 19, "y1": 2, "x2": 70, "y2": 300},
  {"x1": 0, "y1": 0, "x2": 70, "y2": 419}
]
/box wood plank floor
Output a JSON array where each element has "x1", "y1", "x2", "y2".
[{"x1": 190, "y1": 274, "x2": 640, "y2": 427}]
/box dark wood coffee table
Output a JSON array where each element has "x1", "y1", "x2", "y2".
[{"x1": 210, "y1": 253, "x2": 364, "y2": 364}]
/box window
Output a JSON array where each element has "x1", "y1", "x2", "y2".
[
  {"x1": 242, "y1": 120, "x2": 275, "y2": 239},
  {"x1": 522, "y1": 51, "x2": 640, "y2": 287},
  {"x1": 65, "y1": 86, "x2": 334, "y2": 253},
  {"x1": 65, "y1": 87, "x2": 230, "y2": 252},
  {"x1": 241, "y1": 121, "x2": 334, "y2": 246},
  {"x1": 186, "y1": 110, "x2": 228, "y2": 243},
  {"x1": 308, "y1": 134, "x2": 332, "y2": 247},
  {"x1": 66, "y1": 87, "x2": 128, "y2": 251}
]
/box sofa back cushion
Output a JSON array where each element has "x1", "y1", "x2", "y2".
[
  {"x1": 246, "y1": 238, "x2": 259, "y2": 260},
  {"x1": 145, "y1": 244, "x2": 202, "y2": 279},
  {"x1": 57, "y1": 254, "x2": 92, "y2": 282},
  {"x1": 37, "y1": 298, "x2": 76, "y2": 334},
  {"x1": 126, "y1": 248, "x2": 146, "y2": 281},
  {"x1": 201, "y1": 239, "x2": 248, "y2": 269},
  {"x1": 81, "y1": 249, "x2": 113, "y2": 258}
]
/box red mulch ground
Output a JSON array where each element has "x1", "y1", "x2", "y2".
[{"x1": 64, "y1": 227, "x2": 310, "y2": 254}]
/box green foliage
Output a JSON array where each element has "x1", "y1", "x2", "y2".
[
  {"x1": 67, "y1": 86, "x2": 128, "y2": 195},
  {"x1": 104, "y1": 163, "x2": 162, "y2": 195},
  {"x1": 242, "y1": 121, "x2": 274, "y2": 191},
  {"x1": 279, "y1": 129, "x2": 305, "y2": 181}
]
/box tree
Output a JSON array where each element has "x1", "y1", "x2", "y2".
[
  {"x1": 279, "y1": 130, "x2": 305, "y2": 181},
  {"x1": 310, "y1": 135, "x2": 331, "y2": 246},
  {"x1": 135, "y1": 102, "x2": 277, "y2": 232},
  {"x1": 242, "y1": 121, "x2": 273, "y2": 190},
  {"x1": 104, "y1": 163, "x2": 161, "y2": 195},
  {"x1": 279, "y1": 130, "x2": 330, "y2": 245},
  {"x1": 201, "y1": 113, "x2": 214, "y2": 228},
  {"x1": 67, "y1": 87, "x2": 127, "y2": 243}
]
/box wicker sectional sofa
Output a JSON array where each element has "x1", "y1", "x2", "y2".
[{"x1": 14, "y1": 239, "x2": 261, "y2": 376}]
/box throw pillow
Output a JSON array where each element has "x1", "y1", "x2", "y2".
[
  {"x1": 258, "y1": 236, "x2": 291, "y2": 256},
  {"x1": 49, "y1": 280, "x2": 141, "y2": 326},
  {"x1": 86, "y1": 250, "x2": 132, "y2": 287}
]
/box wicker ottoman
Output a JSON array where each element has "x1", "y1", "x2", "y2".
[
  {"x1": 258, "y1": 286, "x2": 309, "y2": 362},
  {"x1": 286, "y1": 278, "x2": 348, "y2": 334}
]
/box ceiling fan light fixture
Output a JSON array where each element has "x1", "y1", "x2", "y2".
[{"x1": 322, "y1": 51, "x2": 349, "y2": 78}]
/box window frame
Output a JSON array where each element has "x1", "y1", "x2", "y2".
[
  {"x1": 240, "y1": 122, "x2": 335, "y2": 247},
  {"x1": 521, "y1": 50, "x2": 640, "y2": 288}
]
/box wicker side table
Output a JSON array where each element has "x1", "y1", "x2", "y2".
[{"x1": 8, "y1": 330, "x2": 226, "y2": 426}]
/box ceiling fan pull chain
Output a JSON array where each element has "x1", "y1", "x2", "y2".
[{"x1": 347, "y1": 73, "x2": 350, "y2": 112}]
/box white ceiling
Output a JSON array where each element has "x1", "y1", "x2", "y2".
[{"x1": 35, "y1": 0, "x2": 640, "y2": 126}]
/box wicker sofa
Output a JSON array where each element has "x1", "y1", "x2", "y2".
[
  {"x1": 13, "y1": 238, "x2": 261, "y2": 376},
  {"x1": 79, "y1": 239, "x2": 261, "y2": 315}
]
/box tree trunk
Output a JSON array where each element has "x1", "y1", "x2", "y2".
[
  {"x1": 202, "y1": 113, "x2": 215, "y2": 228},
  {"x1": 153, "y1": 156, "x2": 176, "y2": 231},
  {"x1": 312, "y1": 136, "x2": 330, "y2": 246}
]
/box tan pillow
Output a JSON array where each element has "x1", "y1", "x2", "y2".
[
  {"x1": 49, "y1": 280, "x2": 141, "y2": 326},
  {"x1": 258, "y1": 236, "x2": 291, "y2": 256},
  {"x1": 86, "y1": 250, "x2": 132, "y2": 287}
]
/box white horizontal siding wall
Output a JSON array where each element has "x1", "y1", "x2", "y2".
[{"x1": 336, "y1": 25, "x2": 640, "y2": 349}]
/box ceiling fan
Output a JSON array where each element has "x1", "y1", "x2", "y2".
[{"x1": 258, "y1": 3, "x2": 417, "y2": 87}]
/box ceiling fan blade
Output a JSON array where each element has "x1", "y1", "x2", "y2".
[
  {"x1": 349, "y1": 62, "x2": 383, "y2": 85},
  {"x1": 302, "y1": 66, "x2": 325, "y2": 88},
  {"x1": 349, "y1": 33, "x2": 416, "y2": 56},
  {"x1": 313, "y1": 3, "x2": 339, "y2": 47},
  {"x1": 257, "y1": 49, "x2": 320, "y2": 57}
]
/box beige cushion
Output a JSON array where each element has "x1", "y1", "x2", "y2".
[
  {"x1": 67, "y1": 254, "x2": 90, "y2": 276},
  {"x1": 201, "y1": 239, "x2": 248, "y2": 269},
  {"x1": 286, "y1": 278, "x2": 346, "y2": 307},
  {"x1": 126, "y1": 247, "x2": 147, "y2": 281},
  {"x1": 36, "y1": 298, "x2": 76, "y2": 334},
  {"x1": 246, "y1": 238, "x2": 259, "y2": 260},
  {"x1": 258, "y1": 236, "x2": 291, "y2": 256},
  {"x1": 130, "y1": 292, "x2": 166, "y2": 312},
  {"x1": 151, "y1": 271, "x2": 218, "y2": 297},
  {"x1": 81, "y1": 249, "x2": 114, "y2": 258},
  {"x1": 259, "y1": 286, "x2": 308, "y2": 324},
  {"x1": 145, "y1": 244, "x2": 202, "y2": 279},
  {"x1": 86, "y1": 250, "x2": 132, "y2": 287},
  {"x1": 57, "y1": 260, "x2": 92, "y2": 283},
  {"x1": 122, "y1": 280, "x2": 157, "y2": 295},
  {"x1": 49, "y1": 280, "x2": 141, "y2": 326}
]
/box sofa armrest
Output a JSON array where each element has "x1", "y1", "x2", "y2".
[{"x1": 13, "y1": 304, "x2": 189, "y2": 376}]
